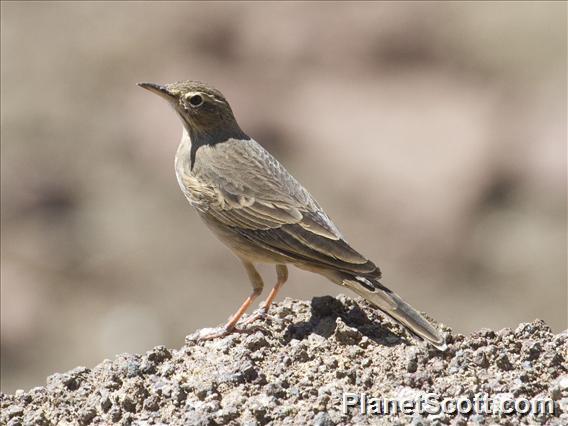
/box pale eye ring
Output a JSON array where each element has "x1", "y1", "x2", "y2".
[{"x1": 188, "y1": 94, "x2": 204, "y2": 107}]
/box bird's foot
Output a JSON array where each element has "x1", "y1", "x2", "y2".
[
  {"x1": 240, "y1": 307, "x2": 268, "y2": 326},
  {"x1": 186, "y1": 324, "x2": 265, "y2": 343},
  {"x1": 186, "y1": 327, "x2": 227, "y2": 342}
]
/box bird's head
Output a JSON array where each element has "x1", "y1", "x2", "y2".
[{"x1": 138, "y1": 80, "x2": 247, "y2": 144}]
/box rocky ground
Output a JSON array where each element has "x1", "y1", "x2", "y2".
[{"x1": 1, "y1": 295, "x2": 566, "y2": 425}]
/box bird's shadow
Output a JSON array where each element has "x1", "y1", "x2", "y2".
[{"x1": 282, "y1": 295, "x2": 410, "y2": 347}]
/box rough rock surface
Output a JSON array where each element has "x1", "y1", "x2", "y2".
[{"x1": 1, "y1": 296, "x2": 566, "y2": 425}]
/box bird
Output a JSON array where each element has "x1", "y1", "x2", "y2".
[{"x1": 138, "y1": 80, "x2": 446, "y2": 350}]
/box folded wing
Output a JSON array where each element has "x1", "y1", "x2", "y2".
[{"x1": 194, "y1": 139, "x2": 381, "y2": 277}]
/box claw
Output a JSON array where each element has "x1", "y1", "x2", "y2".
[{"x1": 240, "y1": 307, "x2": 268, "y2": 326}]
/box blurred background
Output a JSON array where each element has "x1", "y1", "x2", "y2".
[{"x1": 1, "y1": 1, "x2": 566, "y2": 393}]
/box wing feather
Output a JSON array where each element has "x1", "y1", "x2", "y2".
[{"x1": 193, "y1": 140, "x2": 380, "y2": 276}]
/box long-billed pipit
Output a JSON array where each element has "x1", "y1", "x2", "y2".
[{"x1": 139, "y1": 80, "x2": 446, "y2": 350}]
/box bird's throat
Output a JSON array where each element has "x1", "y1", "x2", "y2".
[{"x1": 183, "y1": 119, "x2": 250, "y2": 170}]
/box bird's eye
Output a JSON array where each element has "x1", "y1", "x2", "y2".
[{"x1": 188, "y1": 94, "x2": 204, "y2": 107}]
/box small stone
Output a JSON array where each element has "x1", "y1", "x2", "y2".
[
  {"x1": 185, "y1": 409, "x2": 215, "y2": 425},
  {"x1": 17, "y1": 394, "x2": 32, "y2": 406},
  {"x1": 6, "y1": 405, "x2": 24, "y2": 419},
  {"x1": 478, "y1": 328, "x2": 496, "y2": 339},
  {"x1": 108, "y1": 406, "x2": 122, "y2": 422},
  {"x1": 117, "y1": 354, "x2": 141, "y2": 378},
  {"x1": 473, "y1": 349, "x2": 489, "y2": 368},
  {"x1": 103, "y1": 373, "x2": 122, "y2": 390},
  {"x1": 79, "y1": 407, "x2": 97, "y2": 425},
  {"x1": 245, "y1": 332, "x2": 269, "y2": 351},
  {"x1": 47, "y1": 372, "x2": 79, "y2": 391},
  {"x1": 143, "y1": 395, "x2": 160, "y2": 411},
  {"x1": 496, "y1": 353, "x2": 512, "y2": 371},
  {"x1": 406, "y1": 354, "x2": 418, "y2": 373},
  {"x1": 195, "y1": 382, "x2": 215, "y2": 400},
  {"x1": 139, "y1": 360, "x2": 156, "y2": 374},
  {"x1": 289, "y1": 344, "x2": 310, "y2": 363},
  {"x1": 546, "y1": 352, "x2": 564, "y2": 368},
  {"x1": 210, "y1": 334, "x2": 240, "y2": 353},
  {"x1": 431, "y1": 359, "x2": 445, "y2": 373},
  {"x1": 215, "y1": 405, "x2": 239, "y2": 423},
  {"x1": 264, "y1": 383, "x2": 284, "y2": 398},
  {"x1": 314, "y1": 411, "x2": 334, "y2": 426},
  {"x1": 325, "y1": 357, "x2": 339, "y2": 369},
  {"x1": 121, "y1": 395, "x2": 137, "y2": 413},
  {"x1": 498, "y1": 327, "x2": 513, "y2": 338},
  {"x1": 146, "y1": 346, "x2": 172, "y2": 363},
  {"x1": 553, "y1": 333, "x2": 567, "y2": 348},
  {"x1": 522, "y1": 340, "x2": 542, "y2": 361},
  {"x1": 23, "y1": 410, "x2": 49, "y2": 426},
  {"x1": 308, "y1": 333, "x2": 328, "y2": 346},
  {"x1": 333, "y1": 318, "x2": 362, "y2": 345},
  {"x1": 100, "y1": 395, "x2": 112, "y2": 412},
  {"x1": 515, "y1": 322, "x2": 535, "y2": 337},
  {"x1": 550, "y1": 375, "x2": 568, "y2": 400}
]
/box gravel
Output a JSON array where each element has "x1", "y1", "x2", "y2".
[{"x1": 1, "y1": 295, "x2": 566, "y2": 425}]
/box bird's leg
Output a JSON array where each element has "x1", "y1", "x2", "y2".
[
  {"x1": 197, "y1": 260, "x2": 263, "y2": 341},
  {"x1": 241, "y1": 264, "x2": 288, "y2": 326}
]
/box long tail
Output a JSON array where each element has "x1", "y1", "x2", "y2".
[{"x1": 341, "y1": 274, "x2": 447, "y2": 350}]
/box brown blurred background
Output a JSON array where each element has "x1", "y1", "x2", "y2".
[{"x1": 1, "y1": 2, "x2": 566, "y2": 393}]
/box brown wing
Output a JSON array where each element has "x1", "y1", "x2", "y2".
[{"x1": 193, "y1": 139, "x2": 380, "y2": 277}]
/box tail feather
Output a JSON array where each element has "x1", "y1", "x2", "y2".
[{"x1": 344, "y1": 275, "x2": 447, "y2": 351}]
